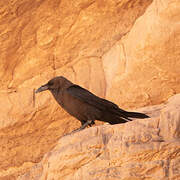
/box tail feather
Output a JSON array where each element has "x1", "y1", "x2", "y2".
[
  {"x1": 104, "y1": 114, "x2": 132, "y2": 125},
  {"x1": 102, "y1": 109, "x2": 149, "y2": 125},
  {"x1": 111, "y1": 108, "x2": 149, "y2": 119},
  {"x1": 123, "y1": 111, "x2": 150, "y2": 119}
]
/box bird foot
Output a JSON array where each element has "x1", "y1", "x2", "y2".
[{"x1": 63, "y1": 120, "x2": 92, "y2": 136}]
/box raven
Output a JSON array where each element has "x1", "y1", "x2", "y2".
[{"x1": 36, "y1": 76, "x2": 149, "y2": 133}]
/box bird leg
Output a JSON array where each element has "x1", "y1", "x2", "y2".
[
  {"x1": 88, "y1": 121, "x2": 95, "y2": 127},
  {"x1": 66, "y1": 120, "x2": 92, "y2": 136},
  {"x1": 73, "y1": 120, "x2": 92, "y2": 132}
]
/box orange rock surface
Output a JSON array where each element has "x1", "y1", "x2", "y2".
[
  {"x1": 104, "y1": 0, "x2": 180, "y2": 108},
  {"x1": 0, "y1": 0, "x2": 180, "y2": 179},
  {"x1": 18, "y1": 94, "x2": 180, "y2": 180}
]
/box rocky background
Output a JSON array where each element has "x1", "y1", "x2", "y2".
[
  {"x1": 18, "y1": 94, "x2": 180, "y2": 180},
  {"x1": 0, "y1": 0, "x2": 179, "y2": 179}
]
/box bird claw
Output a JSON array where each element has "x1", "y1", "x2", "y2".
[{"x1": 63, "y1": 120, "x2": 93, "y2": 137}]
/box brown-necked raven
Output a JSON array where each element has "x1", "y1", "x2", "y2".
[{"x1": 36, "y1": 76, "x2": 149, "y2": 133}]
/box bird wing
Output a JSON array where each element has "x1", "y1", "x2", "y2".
[{"x1": 67, "y1": 85, "x2": 129, "y2": 118}]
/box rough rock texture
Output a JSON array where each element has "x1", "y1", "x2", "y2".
[
  {"x1": 104, "y1": 0, "x2": 180, "y2": 108},
  {"x1": 18, "y1": 94, "x2": 180, "y2": 180},
  {"x1": 0, "y1": 0, "x2": 180, "y2": 179}
]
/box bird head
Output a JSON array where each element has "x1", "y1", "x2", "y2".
[
  {"x1": 35, "y1": 80, "x2": 54, "y2": 93},
  {"x1": 35, "y1": 76, "x2": 72, "y2": 93}
]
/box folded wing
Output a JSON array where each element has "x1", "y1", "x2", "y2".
[{"x1": 67, "y1": 85, "x2": 132, "y2": 121}]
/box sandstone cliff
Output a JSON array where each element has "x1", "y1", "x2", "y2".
[
  {"x1": 18, "y1": 94, "x2": 180, "y2": 180},
  {"x1": 0, "y1": 0, "x2": 180, "y2": 179}
]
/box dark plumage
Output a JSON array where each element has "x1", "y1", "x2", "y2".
[{"x1": 36, "y1": 76, "x2": 149, "y2": 133}]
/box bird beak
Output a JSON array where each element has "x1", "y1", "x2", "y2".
[{"x1": 35, "y1": 84, "x2": 48, "y2": 93}]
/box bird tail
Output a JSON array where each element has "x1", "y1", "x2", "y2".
[
  {"x1": 122, "y1": 111, "x2": 150, "y2": 119},
  {"x1": 102, "y1": 109, "x2": 149, "y2": 125},
  {"x1": 103, "y1": 112, "x2": 132, "y2": 125},
  {"x1": 107, "y1": 115, "x2": 131, "y2": 125}
]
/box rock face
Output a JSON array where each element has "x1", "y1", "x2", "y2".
[
  {"x1": 104, "y1": 0, "x2": 180, "y2": 108},
  {"x1": 0, "y1": 0, "x2": 180, "y2": 179},
  {"x1": 18, "y1": 94, "x2": 180, "y2": 180}
]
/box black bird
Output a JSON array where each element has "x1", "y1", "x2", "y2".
[{"x1": 36, "y1": 76, "x2": 149, "y2": 133}]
